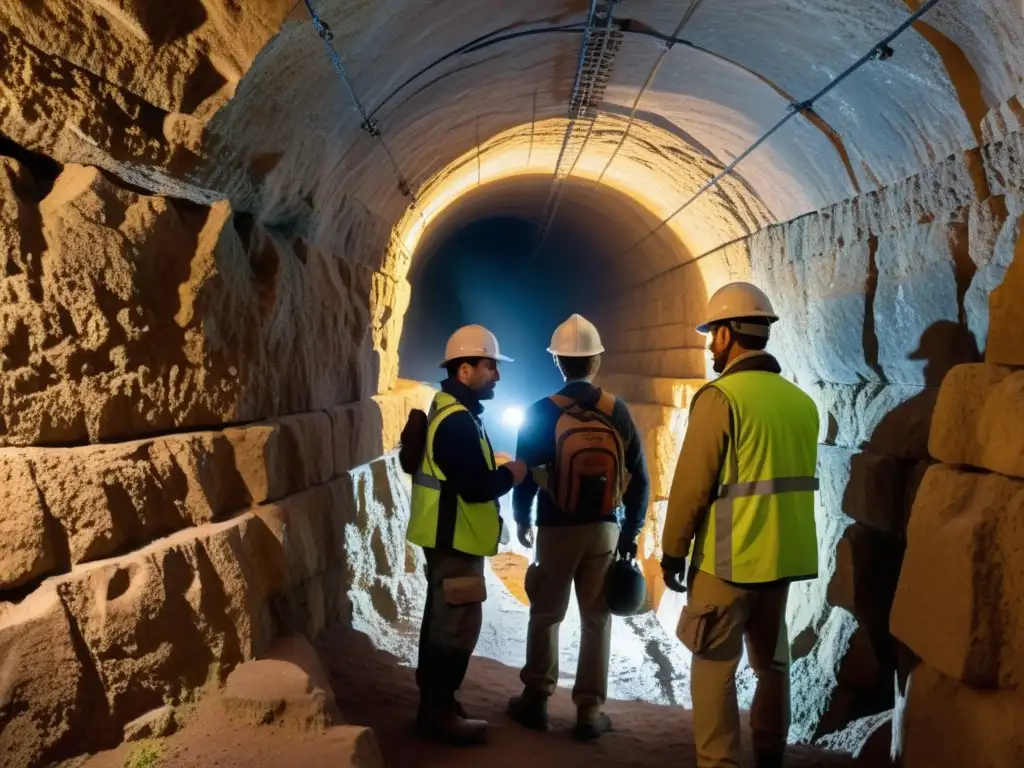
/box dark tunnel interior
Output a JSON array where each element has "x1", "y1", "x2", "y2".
[{"x1": 398, "y1": 215, "x2": 619, "y2": 453}]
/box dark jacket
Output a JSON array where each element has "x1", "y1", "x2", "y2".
[
  {"x1": 431, "y1": 377, "x2": 515, "y2": 508},
  {"x1": 512, "y1": 381, "x2": 649, "y2": 540}
]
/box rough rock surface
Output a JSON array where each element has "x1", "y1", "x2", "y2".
[
  {"x1": 890, "y1": 464, "x2": 1024, "y2": 689},
  {"x1": 222, "y1": 635, "x2": 341, "y2": 731},
  {"x1": 1, "y1": 1, "x2": 1023, "y2": 765},
  {"x1": 0, "y1": 162, "x2": 378, "y2": 446},
  {"x1": 123, "y1": 705, "x2": 178, "y2": 742},
  {"x1": 0, "y1": 396, "x2": 425, "y2": 765},
  {"x1": 894, "y1": 662, "x2": 1024, "y2": 768},
  {"x1": 0, "y1": 451, "x2": 57, "y2": 590},
  {"x1": 929, "y1": 362, "x2": 1024, "y2": 478},
  {"x1": 0, "y1": 583, "x2": 105, "y2": 767}
]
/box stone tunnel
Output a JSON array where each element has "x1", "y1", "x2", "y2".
[{"x1": 1, "y1": 0, "x2": 1023, "y2": 766}]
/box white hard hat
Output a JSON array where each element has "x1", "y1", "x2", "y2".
[
  {"x1": 696, "y1": 282, "x2": 779, "y2": 335},
  {"x1": 440, "y1": 325, "x2": 513, "y2": 367},
  {"x1": 547, "y1": 314, "x2": 605, "y2": 357}
]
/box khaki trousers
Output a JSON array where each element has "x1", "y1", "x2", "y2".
[
  {"x1": 520, "y1": 522, "x2": 619, "y2": 710},
  {"x1": 679, "y1": 569, "x2": 790, "y2": 768},
  {"x1": 416, "y1": 549, "x2": 486, "y2": 710}
]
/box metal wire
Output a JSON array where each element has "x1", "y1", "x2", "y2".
[
  {"x1": 592, "y1": 0, "x2": 703, "y2": 189},
  {"x1": 611, "y1": 0, "x2": 944, "y2": 262},
  {"x1": 304, "y1": 0, "x2": 418, "y2": 202}
]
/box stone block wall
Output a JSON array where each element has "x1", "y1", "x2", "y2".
[
  {"x1": 0, "y1": 383, "x2": 431, "y2": 767},
  {"x1": 887, "y1": 355, "x2": 1024, "y2": 765},
  {"x1": 0, "y1": 145, "x2": 433, "y2": 766},
  {"x1": 598, "y1": 129, "x2": 1024, "y2": 748}
]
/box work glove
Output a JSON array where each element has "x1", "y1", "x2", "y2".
[
  {"x1": 616, "y1": 533, "x2": 638, "y2": 560},
  {"x1": 517, "y1": 523, "x2": 535, "y2": 549},
  {"x1": 661, "y1": 554, "x2": 688, "y2": 594}
]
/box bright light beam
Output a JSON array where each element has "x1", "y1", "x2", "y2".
[{"x1": 502, "y1": 406, "x2": 525, "y2": 429}]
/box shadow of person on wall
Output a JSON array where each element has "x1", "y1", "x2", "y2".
[{"x1": 823, "y1": 320, "x2": 981, "y2": 759}]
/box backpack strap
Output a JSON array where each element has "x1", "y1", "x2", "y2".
[
  {"x1": 594, "y1": 390, "x2": 615, "y2": 417},
  {"x1": 549, "y1": 394, "x2": 574, "y2": 410},
  {"x1": 549, "y1": 389, "x2": 616, "y2": 417}
]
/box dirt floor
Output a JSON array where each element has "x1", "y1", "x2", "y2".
[
  {"x1": 323, "y1": 625, "x2": 858, "y2": 768},
  {"x1": 77, "y1": 625, "x2": 860, "y2": 768}
]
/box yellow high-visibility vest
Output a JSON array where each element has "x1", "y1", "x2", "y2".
[
  {"x1": 689, "y1": 370, "x2": 820, "y2": 583},
  {"x1": 407, "y1": 392, "x2": 501, "y2": 557}
]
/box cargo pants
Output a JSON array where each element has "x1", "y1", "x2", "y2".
[
  {"x1": 679, "y1": 568, "x2": 791, "y2": 768},
  {"x1": 520, "y1": 522, "x2": 619, "y2": 712},
  {"x1": 416, "y1": 548, "x2": 487, "y2": 712}
]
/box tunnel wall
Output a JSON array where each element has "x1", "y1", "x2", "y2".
[
  {"x1": 598, "y1": 128, "x2": 1024, "y2": 754},
  {"x1": 0, "y1": 153, "x2": 430, "y2": 764}
]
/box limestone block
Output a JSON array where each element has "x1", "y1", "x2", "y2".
[
  {"x1": 0, "y1": 583, "x2": 109, "y2": 767},
  {"x1": 339, "y1": 457, "x2": 422, "y2": 635},
  {"x1": 0, "y1": 166, "x2": 372, "y2": 446},
  {"x1": 810, "y1": 381, "x2": 937, "y2": 459},
  {"x1": 0, "y1": 32, "x2": 182, "y2": 175},
  {"x1": 789, "y1": 606, "x2": 860, "y2": 743},
  {"x1": 629, "y1": 403, "x2": 687, "y2": 500},
  {"x1": 929, "y1": 363, "x2": 1024, "y2": 479},
  {"x1": 372, "y1": 380, "x2": 436, "y2": 454},
  {"x1": 986, "y1": 212, "x2": 1024, "y2": 365},
  {"x1": 874, "y1": 221, "x2": 974, "y2": 387},
  {"x1": 370, "y1": 272, "x2": 411, "y2": 394},
  {"x1": 222, "y1": 636, "x2": 340, "y2": 732},
  {"x1": 826, "y1": 523, "x2": 903, "y2": 643},
  {"x1": 0, "y1": 450, "x2": 58, "y2": 590},
  {"x1": 595, "y1": 373, "x2": 705, "y2": 409},
  {"x1": 895, "y1": 663, "x2": 1024, "y2": 768},
  {"x1": 984, "y1": 130, "x2": 1024, "y2": 197},
  {"x1": 965, "y1": 195, "x2": 1022, "y2": 352},
  {"x1": 0, "y1": 0, "x2": 290, "y2": 117},
  {"x1": 817, "y1": 445, "x2": 908, "y2": 537},
  {"x1": 123, "y1": 705, "x2": 178, "y2": 742},
  {"x1": 601, "y1": 349, "x2": 707, "y2": 379},
  {"x1": 786, "y1": 487, "x2": 856, "y2": 654},
  {"x1": 816, "y1": 711, "x2": 892, "y2": 763},
  {"x1": 890, "y1": 465, "x2": 1024, "y2": 688},
  {"x1": 225, "y1": 411, "x2": 334, "y2": 505},
  {"x1": 29, "y1": 432, "x2": 249, "y2": 566},
  {"x1": 250, "y1": 484, "x2": 338, "y2": 594},
  {"x1": 57, "y1": 515, "x2": 271, "y2": 730},
  {"x1": 327, "y1": 400, "x2": 381, "y2": 475},
  {"x1": 902, "y1": 460, "x2": 932, "y2": 523},
  {"x1": 759, "y1": 234, "x2": 879, "y2": 386}
]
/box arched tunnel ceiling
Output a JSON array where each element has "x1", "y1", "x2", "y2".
[
  {"x1": 194, "y1": 0, "x2": 1024, "y2": 275},
  {"x1": 4, "y1": 0, "x2": 1023, "y2": 283}
]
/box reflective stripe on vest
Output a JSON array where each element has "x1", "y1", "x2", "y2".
[
  {"x1": 690, "y1": 370, "x2": 820, "y2": 584},
  {"x1": 406, "y1": 392, "x2": 501, "y2": 557}
]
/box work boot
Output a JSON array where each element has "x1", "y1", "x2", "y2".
[
  {"x1": 416, "y1": 703, "x2": 488, "y2": 746},
  {"x1": 574, "y1": 705, "x2": 612, "y2": 741},
  {"x1": 507, "y1": 690, "x2": 549, "y2": 731}
]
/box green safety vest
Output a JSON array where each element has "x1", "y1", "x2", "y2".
[
  {"x1": 689, "y1": 370, "x2": 820, "y2": 584},
  {"x1": 407, "y1": 392, "x2": 502, "y2": 557}
]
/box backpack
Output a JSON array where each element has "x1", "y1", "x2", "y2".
[
  {"x1": 398, "y1": 408, "x2": 428, "y2": 475},
  {"x1": 547, "y1": 390, "x2": 627, "y2": 519}
]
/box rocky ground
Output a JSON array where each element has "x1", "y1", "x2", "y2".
[{"x1": 73, "y1": 625, "x2": 860, "y2": 768}]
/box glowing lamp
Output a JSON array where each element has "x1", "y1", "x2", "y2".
[{"x1": 502, "y1": 406, "x2": 525, "y2": 429}]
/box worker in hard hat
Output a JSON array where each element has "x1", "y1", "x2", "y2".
[
  {"x1": 406, "y1": 325, "x2": 529, "y2": 746},
  {"x1": 506, "y1": 314, "x2": 650, "y2": 741},
  {"x1": 661, "y1": 283, "x2": 819, "y2": 768}
]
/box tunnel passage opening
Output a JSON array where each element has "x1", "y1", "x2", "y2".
[{"x1": 398, "y1": 173, "x2": 706, "y2": 455}]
